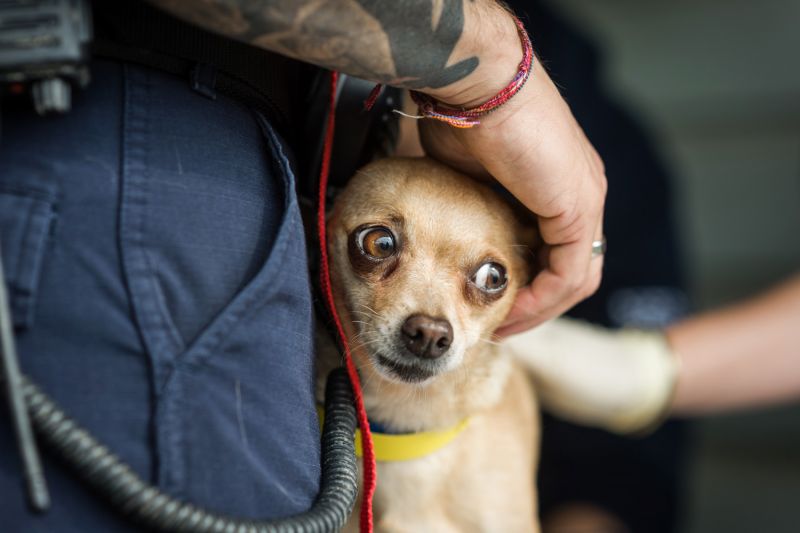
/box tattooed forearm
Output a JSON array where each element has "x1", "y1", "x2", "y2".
[
  {"x1": 353, "y1": 1, "x2": 478, "y2": 89},
  {"x1": 149, "y1": 0, "x2": 483, "y2": 92}
]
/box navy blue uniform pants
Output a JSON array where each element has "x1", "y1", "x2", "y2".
[{"x1": 0, "y1": 60, "x2": 321, "y2": 531}]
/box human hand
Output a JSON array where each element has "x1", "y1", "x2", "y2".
[
  {"x1": 505, "y1": 318, "x2": 678, "y2": 433},
  {"x1": 419, "y1": 27, "x2": 607, "y2": 336}
]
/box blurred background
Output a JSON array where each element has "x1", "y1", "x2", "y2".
[{"x1": 545, "y1": 1, "x2": 800, "y2": 532}]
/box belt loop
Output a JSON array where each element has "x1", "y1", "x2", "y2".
[{"x1": 190, "y1": 63, "x2": 217, "y2": 100}]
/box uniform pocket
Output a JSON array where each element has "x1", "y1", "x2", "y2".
[
  {"x1": 119, "y1": 64, "x2": 320, "y2": 519},
  {"x1": 0, "y1": 189, "x2": 56, "y2": 330},
  {"x1": 153, "y1": 115, "x2": 321, "y2": 517}
]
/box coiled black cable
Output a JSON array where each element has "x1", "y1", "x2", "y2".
[{"x1": 21, "y1": 368, "x2": 358, "y2": 532}]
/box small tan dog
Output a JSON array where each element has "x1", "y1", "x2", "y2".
[{"x1": 317, "y1": 157, "x2": 540, "y2": 532}]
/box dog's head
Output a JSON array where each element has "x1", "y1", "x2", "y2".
[{"x1": 328, "y1": 157, "x2": 533, "y2": 387}]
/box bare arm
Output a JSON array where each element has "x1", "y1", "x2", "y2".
[
  {"x1": 147, "y1": 0, "x2": 608, "y2": 330},
  {"x1": 669, "y1": 274, "x2": 800, "y2": 415},
  {"x1": 508, "y1": 274, "x2": 800, "y2": 433},
  {"x1": 148, "y1": 0, "x2": 519, "y2": 104}
]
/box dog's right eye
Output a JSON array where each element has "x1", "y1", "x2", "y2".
[
  {"x1": 357, "y1": 227, "x2": 396, "y2": 260},
  {"x1": 472, "y1": 262, "x2": 508, "y2": 293}
]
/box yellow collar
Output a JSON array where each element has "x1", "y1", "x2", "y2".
[{"x1": 318, "y1": 407, "x2": 470, "y2": 462}]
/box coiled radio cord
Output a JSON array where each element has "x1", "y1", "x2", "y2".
[{"x1": 16, "y1": 368, "x2": 358, "y2": 532}]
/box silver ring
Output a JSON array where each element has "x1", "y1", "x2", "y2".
[{"x1": 591, "y1": 237, "x2": 607, "y2": 258}]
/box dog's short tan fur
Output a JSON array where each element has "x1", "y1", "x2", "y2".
[{"x1": 317, "y1": 157, "x2": 540, "y2": 532}]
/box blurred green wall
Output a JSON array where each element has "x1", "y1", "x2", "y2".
[{"x1": 546, "y1": 1, "x2": 800, "y2": 532}]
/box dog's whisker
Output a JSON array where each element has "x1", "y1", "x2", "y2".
[
  {"x1": 411, "y1": 384, "x2": 422, "y2": 402},
  {"x1": 350, "y1": 331, "x2": 376, "y2": 342},
  {"x1": 354, "y1": 303, "x2": 381, "y2": 317},
  {"x1": 361, "y1": 371, "x2": 379, "y2": 392},
  {"x1": 349, "y1": 326, "x2": 378, "y2": 339},
  {"x1": 355, "y1": 341, "x2": 383, "y2": 349},
  {"x1": 352, "y1": 340, "x2": 385, "y2": 351},
  {"x1": 511, "y1": 243, "x2": 536, "y2": 260},
  {"x1": 478, "y1": 336, "x2": 502, "y2": 346},
  {"x1": 350, "y1": 339, "x2": 375, "y2": 349},
  {"x1": 351, "y1": 310, "x2": 380, "y2": 319},
  {"x1": 362, "y1": 364, "x2": 387, "y2": 401},
  {"x1": 350, "y1": 332, "x2": 380, "y2": 342},
  {"x1": 402, "y1": 386, "x2": 415, "y2": 407}
]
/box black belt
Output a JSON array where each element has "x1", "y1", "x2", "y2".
[{"x1": 91, "y1": 0, "x2": 313, "y2": 144}]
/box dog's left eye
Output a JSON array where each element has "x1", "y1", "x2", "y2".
[
  {"x1": 472, "y1": 262, "x2": 507, "y2": 293},
  {"x1": 357, "y1": 226, "x2": 396, "y2": 260}
]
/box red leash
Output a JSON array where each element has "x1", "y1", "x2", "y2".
[{"x1": 316, "y1": 70, "x2": 377, "y2": 533}]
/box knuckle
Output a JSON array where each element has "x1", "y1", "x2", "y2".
[
  {"x1": 551, "y1": 207, "x2": 588, "y2": 245},
  {"x1": 597, "y1": 172, "x2": 608, "y2": 198},
  {"x1": 564, "y1": 273, "x2": 586, "y2": 295},
  {"x1": 585, "y1": 270, "x2": 602, "y2": 297}
]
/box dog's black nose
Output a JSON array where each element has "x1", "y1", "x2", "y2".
[{"x1": 401, "y1": 315, "x2": 453, "y2": 359}]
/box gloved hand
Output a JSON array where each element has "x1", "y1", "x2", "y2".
[{"x1": 504, "y1": 318, "x2": 678, "y2": 434}]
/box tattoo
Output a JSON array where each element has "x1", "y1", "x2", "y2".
[
  {"x1": 355, "y1": 0, "x2": 478, "y2": 89},
  {"x1": 150, "y1": 0, "x2": 479, "y2": 91}
]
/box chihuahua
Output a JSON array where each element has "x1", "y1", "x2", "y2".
[{"x1": 317, "y1": 157, "x2": 540, "y2": 532}]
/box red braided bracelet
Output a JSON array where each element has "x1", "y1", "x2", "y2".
[
  {"x1": 409, "y1": 15, "x2": 533, "y2": 128},
  {"x1": 363, "y1": 16, "x2": 533, "y2": 128}
]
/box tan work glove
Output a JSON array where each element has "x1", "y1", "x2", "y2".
[{"x1": 504, "y1": 318, "x2": 678, "y2": 434}]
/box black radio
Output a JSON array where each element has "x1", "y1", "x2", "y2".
[{"x1": 0, "y1": 0, "x2": 92, "y2": 115}]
